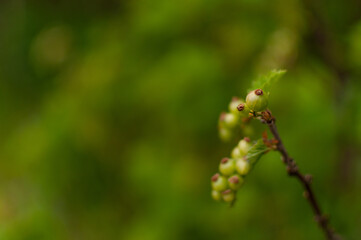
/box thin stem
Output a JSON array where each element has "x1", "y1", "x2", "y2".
[{"x1": 261, "y1": 112, "x2": 339, "y2": 240}]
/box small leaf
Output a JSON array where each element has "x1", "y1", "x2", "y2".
[
  {"x1": 246, "y1": 139, "x2": 269, "y2": 164},
  {"x1": 249, "y1": 69, "x2": 286, "y2": 93}
]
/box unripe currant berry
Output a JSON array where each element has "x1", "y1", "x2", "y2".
[
  {"x1": 231, "y1": 146, "x2": 242, "y2": 159},
  {"x1": 219, "y1": 158, "x2": 235, "y2": 176},
  {"x1": 238, "y1": 137, "x2": 252, "y2": 156},
  {"x1": 211, "y1": 190, "x2": 222, "y2": 201},
  {"x1": 237, "y1": 103, "x2": 245, "y2": 111},
  {"x1": 237, "y1": 102, "x2": 251, "y2": 113},
  {"x1": 228, "y1": 174, "x2": 244, "y2": 190},
  {"x1": 229, "y1": 97, "x2": 244, "y2": 114},
  {"x1": 235, "y1": 158, "x2": 251, "y2": 175},
  {"x1": 222, "y1": 189, "x2": 235, "y2": 203},
  {"x1": 223, "y1": 113, "x2": 238, "y2": 128},
  {"x1": 211, "y1": 173, "x2": 228, "y2": 192},
  {"x1": 219, "y1": 127, "x2": 232, "y2": 142},
  {"x1": 218, "y1": 112, "x2": 226, "y2": 126},
  {"x1": 246, "y1": 89, "x2": 268, "y2": 112}
]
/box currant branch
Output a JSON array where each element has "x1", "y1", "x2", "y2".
[
  {"x1": 211, "y1": 70, "x2": 341, "y2": 239},
  {"x1": 259, "y1": 110, "x2": 339, "y2": 240}
]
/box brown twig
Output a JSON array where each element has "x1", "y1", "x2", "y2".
[{"x1": 260, "y1": 110, "x2": 339, "y2": 240}]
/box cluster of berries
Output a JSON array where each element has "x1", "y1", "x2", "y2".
[
  {"x1": 218, "y1": 89, "x2": 269, "y2": 142},
  {"x1": 212, "y1": 89, "x2": 270, "y2": 204},
  {"x1": 211, "y1": 138, "x2": 253, "y2": 203},
  {"x1": 218, "y1": 97, "x2": 247, "y2": 142}
]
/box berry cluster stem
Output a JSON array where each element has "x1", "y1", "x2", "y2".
[{"x1": 262, "y1": 113, "x2": 339, "y2": 240}]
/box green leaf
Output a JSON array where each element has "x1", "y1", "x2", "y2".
[
  {"x1": 248, "y1": 69, "x2": 286, "y2": 93},
  {"x1": 246, "y1": 139, "x2": 269, "y2": 164}
]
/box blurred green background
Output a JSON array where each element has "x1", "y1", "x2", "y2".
[{"x1": 1, "y1": 0, "x2": 361, "y2": 239}]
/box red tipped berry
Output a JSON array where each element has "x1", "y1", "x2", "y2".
[
  {"x1": 222, "y1": 189, "x2": 235, "y2": 202},
  {"x1": 246, "y1": 89, "x2": 269, "y2": 112},
  {"x1": 211, "y1": 173, "x2": 228, "y2": 191},
  {"x1": 229, "y1": 98, "x2": 244, "y2": 114},
  {"x1": 219, "y1": 158, "x2": 235, "y2": 176},
  {"x1": 228, "y1": 175, "x2": 244, "y2": 190},
  {"x1": 237, "y1": 103, "x2": 245, "y2": 111}
]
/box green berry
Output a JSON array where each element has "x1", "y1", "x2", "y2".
[
  {"x1": 238, "y1": 137, "x2": 252, "y2": 156},
  {"x1": 211, "y1": 173, "x2": 228, "y2": 191},
  {"x1": 231, "y1": 147, "x2": 242, "y2": 159},
  {"x1": 219, "y1": 127, "x2": 232, "y2": 142},
  {"x1": 246, "y1": 89, "x2": 268, "y2": 112},
  {"x1": 237, "y1": 103, "x2": 245, "y2": 111},
  {"x1": 219, "y1": 158, "x2": 235, "y2": 176},
  {"x1": 235, "y1": 158, "x2": 251, "y2": 175},
  {"x1": 223, "y1": 113, "x2": 238, "y2": 128},
  {"x1": 229, "y1": 97, "x2": 244, "y2": 114},
  {"x1": 218, "y1": 112, "x2": 227, "y2": 127},
  {"x1": 222, "y1": 189, "x2": 235, "y2": 202},
  {"x1": 212, "y1": 190, "x2": 222, "y2": 201},
  {"x1": 228, "y1": 175, "x2": 244, "y2": 190},
  {"x1": 237, "y1": 102, "x2": 251, "y2": 113}
]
